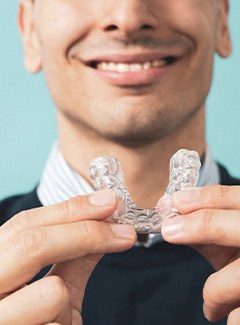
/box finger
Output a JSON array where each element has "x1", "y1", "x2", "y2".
[
  {"x1": 0, "y1": 190, "x2": 117, "y2": 242},
  {"x1": 171, "y1": 185, "x2": 240, "y2": 214},
  {"x1": 0, "y1": 221, "x2": 136, "y2": 294},
  {"x1": 0, "y1": 276, "x2": 72, "y2": 325},
  {"x1": 72, "y1": 307, "x2": 82, "y2": 325},
  {"x1": 228, "y1": 307, "x2": 240, "y2": 325},
  {"x1": 203, "y1": 258, "x2": 240, "y2": 322},
  {"x1": 161, "y1": 209, "x2": 240, "y2": 247},
  {"x1": 48, "y1": 256, "x2": 102, "y2": 312}
]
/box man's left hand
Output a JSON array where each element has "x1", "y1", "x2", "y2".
[{"x1": 161, "y1": 185, "x2": 240, "y2": 323}]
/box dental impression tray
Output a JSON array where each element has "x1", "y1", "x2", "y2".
[{"x1": 89, "y1": 149, "x2": 201, "y2": 234}]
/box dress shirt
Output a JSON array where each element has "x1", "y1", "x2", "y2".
[{"x1": 37, "y1": 142, "x2": 220, "y2": 247}]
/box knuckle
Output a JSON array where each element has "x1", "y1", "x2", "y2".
[
  {"x1": 62, "y1": 196, "x2": 84, "y2": 218},
  {"x1": 200, "y1": 208, "x2": 225, "y2": 242},
  {"x1": 80, "y1": 220, "x2": 91, "y2": 236},
  {"x1": 79, "y1": 221, "x2": 107, "y2": 252},
  {"x1": 62, "y1": 199, "x2": 75, "y2": 218},
  {"x1": 13, "y1": 228, "x2": 45, "y2": 256},
  {"x1": 217, "y1": 185, "x2": 230, "y2": 202},
  {"x1": 201, "y1": 209, "x2": 215, "y2": 233},
  {"x1": 9, "y1": 210, "x2": 32, "y2": 232}
]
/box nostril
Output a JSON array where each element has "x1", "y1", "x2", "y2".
[
  {"x1": 105, "y1": 23, "x2": 153, "y2": 32},
  {"x1": 105, "y1": 25, "x2": 118, "y2": 31},
  {"x1": 142, "y1": 24, "x2": 153, "y2": 30}
]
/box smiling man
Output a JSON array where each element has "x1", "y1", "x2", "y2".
[{"x1": 0, "y1": 0, "x2": 239, "y2": 324}]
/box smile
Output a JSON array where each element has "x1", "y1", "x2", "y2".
[
  {"x1": 95, "y1": 58, "x2": 172, "y2": 73},
  {"x1": 81, "y1": 53, "x2": 180, "y2": 86}
]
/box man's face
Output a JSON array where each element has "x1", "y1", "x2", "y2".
[{"x1": 19, "y1": 0, "x2": 231, "y2": 146}]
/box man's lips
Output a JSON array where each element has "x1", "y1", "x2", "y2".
[{"x1": 75, "y1": 52, "x2": 182, "y2": 86}]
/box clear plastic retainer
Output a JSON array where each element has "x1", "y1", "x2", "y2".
[{"x1": 89, "y1": 149, "x2": 201, "y2": 234}]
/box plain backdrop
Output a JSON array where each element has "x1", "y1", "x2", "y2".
[{"x1": 0, "y1": 1, "x2": 239, "y2": 199}]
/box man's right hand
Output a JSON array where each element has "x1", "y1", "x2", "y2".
[{"x1": 0, "y1": 190, "x2": 136, "y2": 325}]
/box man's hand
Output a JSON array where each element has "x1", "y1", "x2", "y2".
[
  {"x1": 161, "y1": 185, "x2": 240, "y2": 324},
  {"x1": 0, "y1": 190, "x2": 136, "y2": 324}
]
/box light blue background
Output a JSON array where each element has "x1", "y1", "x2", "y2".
[{"x1": 0, "y1": 1, "x2": 239, "y2": 199}]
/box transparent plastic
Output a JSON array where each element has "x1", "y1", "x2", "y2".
[{"x1": 89, "y1": 149, "x2": 201, "y2": 234}]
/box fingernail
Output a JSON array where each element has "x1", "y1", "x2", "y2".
[
  {"x1": 89, "y1": 190, "x2": 115, "y2": 206},
  {"x1": 161, "y1": 216, "x2": 184, "y2": 238},
  {"x1": 111, "y1": 224, "x2": 136, "y2": 240},
  {"x1": 173, "y1": 188, "x2": 200, "y2": 205}
]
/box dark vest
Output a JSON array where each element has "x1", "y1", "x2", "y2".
[{"x1": 1, "y1": 164, "x2": 239, "y2": 325}]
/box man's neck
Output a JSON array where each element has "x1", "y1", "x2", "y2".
[{"x1": 58, "y1": 108, "x2": 205, "y2": 208}]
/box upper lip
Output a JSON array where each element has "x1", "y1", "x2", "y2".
[{"x1": 76, "y1": 50, "x2": 185, "y2": 66}]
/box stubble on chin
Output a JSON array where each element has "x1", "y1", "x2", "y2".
[{"x1": 58, "y1": 101, "x2": 202, "y2": 148}]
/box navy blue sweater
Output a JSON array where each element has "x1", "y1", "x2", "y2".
[{"x1": 1, "y1": 164, "x2": 239, "y2": 325}]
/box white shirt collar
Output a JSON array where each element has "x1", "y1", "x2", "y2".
[{"x1": 37, "y1": 141, "x2": 220, "y2": 247}]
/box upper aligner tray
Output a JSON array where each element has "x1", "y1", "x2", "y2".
[{"x1": 89, "y1": 149, "x2": 201, "y2": 234}]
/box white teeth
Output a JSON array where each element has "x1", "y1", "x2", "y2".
[
  {"x1": 108, "y1": 62, "x2": 117, "y2": 71},
  {"x1": 96, "y1": 59, "x2": 168, "y2": 72},
  {"x1": 101, "y1": 62, "x2": 109, "y2": 70},
  {"x1": 116, "y1": 63, "x2": 130, "y2": 73},
  {"x1": 143, "y1": 62, "x2": 151, "y2": 70},
  {"x1": 130, "y1": 63, "x2": 142, "y2": 72}
]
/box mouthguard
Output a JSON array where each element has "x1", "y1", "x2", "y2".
[{"x1": 89, "y1": 149, "x2": 201, "y2": 234}]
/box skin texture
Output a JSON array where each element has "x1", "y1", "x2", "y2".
[
  {"x1": 18, "y1": 0, "x2": 231, "y2": 208},
  {"x1": 0, "y1": 0, "x2": 237, "y2": 324}
]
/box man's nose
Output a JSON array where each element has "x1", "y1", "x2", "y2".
[{"x1": 99, "y1": 0, "x2": 159, "y2": 37}]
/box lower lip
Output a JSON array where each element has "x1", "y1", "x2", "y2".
[{"x1": 90, "y1": 64, "x2": 173, "y2": 86}]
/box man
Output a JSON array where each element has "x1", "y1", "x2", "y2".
[{"x1": 0, "y1": 0, "x2": 239, "y2": 324}]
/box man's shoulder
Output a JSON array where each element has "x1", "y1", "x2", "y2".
[{"x1": 0, "y1": 187, "x2": 42, "y2": 226}]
